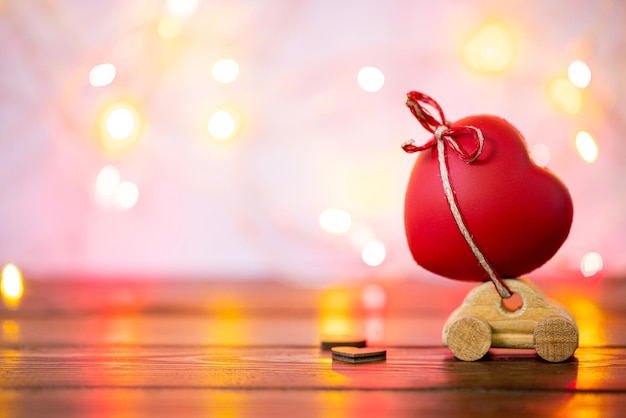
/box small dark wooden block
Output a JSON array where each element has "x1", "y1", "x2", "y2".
[
  {"x1": 320, "y1": 337, "x2": 366, "y2": 351},
  {"x1": 331, "y1": 346, "x2": 387, "y2": 363}
]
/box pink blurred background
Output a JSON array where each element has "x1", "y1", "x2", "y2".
[{"x1": 1, "y1": 0, "x2": 624, "y2": 285}]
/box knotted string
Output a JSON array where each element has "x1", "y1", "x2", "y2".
[{"x1": 402, "y1": 91, "x2": 512, "y2": 299}]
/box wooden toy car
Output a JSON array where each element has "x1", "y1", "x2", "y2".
[{"x1": 442, "y1": 278, "x2": 578, "y2": 362}]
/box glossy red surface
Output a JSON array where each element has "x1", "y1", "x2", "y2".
[{"x1": 404, "y1": 114, "x2": 573, "y2": 281}]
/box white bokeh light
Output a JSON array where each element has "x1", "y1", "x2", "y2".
[
  {"x1": 89, "y1": 63, "x2": 116, "y2": 87},
  {"x1": 357, "y1": 66, "x2": 385, "y2": 92},
  {"x1": 96, "y1": 165, "x2": 121, "y2": 197},
  {"x1": 211, "y1": 59, "x2": 240, "y2": 84},
  {"x1": 167, "y1": 0, "x2": 199, "y2": 17},
  {"x1": 575, "y1": 131, "x2": 598, "y2": 163},
  {"x1": 530, "y1": 143, "x2": 551, "y2": 167},
  {"x1": 568, "y1": 60, "x2": 592, "y2": 88},
  {"x1": 207, "y1": 110, "x2": 239, "y2": 141},
  {"x1": 1, "y1": 264, "x2": 23, "y2": 299},
  {"x1": 115, "y1": 181, "x2": 139, "y2": 209},
  {"x1": 361, "y1": 241, "x2": 386, "y2": 266},
  {"x1": 319, "y1": 208, "x2": 352, "y2": 234},
  {"x1": 106, "y1": 108, "x2": 136, "y2": 140},
  {"x1": 580, "y1": 252, "x2": 603, "y2": 277}
]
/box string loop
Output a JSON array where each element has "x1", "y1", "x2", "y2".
[
  {"x1": 402, "y1": 91, "x2": 484, "y2": 163},
  {"x1": 402, "y1": 91, "x2": 512, "y2": 299}
]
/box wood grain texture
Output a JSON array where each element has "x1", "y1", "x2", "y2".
[
  {"x1": 4, "y1": 389, "x2": 626, "y2": 418},
  {"x1": 1, "y1": 344, "x2": 625, "y2": 390},
  {"x1": 0, "y1": 279, "x2": 625, "y2": 417},
  {"x1": 443, "y1": 279, "x2": 578, "y2": 362}
]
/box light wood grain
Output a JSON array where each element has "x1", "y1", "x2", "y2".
[{"x1": 443, "y1": 279, "x2": 578, "y2": 362}]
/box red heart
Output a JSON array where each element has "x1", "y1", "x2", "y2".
[{"x1": 404, "y1": 114, "x2": 573, "y2": 281}]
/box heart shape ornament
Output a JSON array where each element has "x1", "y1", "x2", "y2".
[{"x1": 403, "y1": 92, "x2": 573, "y2": 297}]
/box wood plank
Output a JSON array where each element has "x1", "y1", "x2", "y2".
[
  {"x1": 1, "y1": 279, "x2": 625, "y2": 417},
  {"x1": 13, "y1": 278, "x2": 625, "y2": 316},
  {"x1": 2, "y1": 389, "x2": 626, "y2": 418},
  {"x1": 2, "y1": 311, "x2": 625, "y2": 348},
  {"x1": 1, "y1": 346, "x2": 625, "y2": 392}
]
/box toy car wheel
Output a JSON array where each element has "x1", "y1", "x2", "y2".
[
  {"x1": 533, "y1": 316, "x2": 578, "y2": 363},
  {"x1": 446, "y1": 316, "x2": 492, "y2": 361}
]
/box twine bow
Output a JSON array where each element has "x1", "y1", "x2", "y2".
[{"x1": 402, "y1": 91, "x2": 512, "y2": 299}]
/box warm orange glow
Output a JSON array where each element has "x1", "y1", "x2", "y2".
[
  {"x1": 105, "y1": 318, "x2": 139, "y2": 344},
  {"x1": 157, "y1": 16, "x2": 184, "y2": 39},
  {"x1": 567, "y1": 297, "x2": 606, "y2": 347},
  {"x1": 204, "y1": 299, "x2": 249, "y2": 345},
  {"x1": 204, "y1": 391, "x2": 244, "y2": 418},
  {"x1": 462, "y1": 21, "x2": 517, "y2": 73},
  {"x1": 1, "y1": 264, "x2": 24, "y2": 308},
  {"x1": 319, "y1": 288, "x2": 357, "y2": 338},
  {"x1": 2, "y1": 320, "x2": 19, "y2": 343},
  {"x1": 548, "y1": 78, "x2": 583, "y2": 115},
  {"x1": 97, "y1": 101, "x2": 143, "y2": 156},
  {"x1": 316, "y1": 391, "x2": 352, "y2": 415},
  {"x1": 0, "y1": 349, "x2": 21, "y2": 372}
]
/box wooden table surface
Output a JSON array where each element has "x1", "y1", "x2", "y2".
[{"x1": 1, "y1": 277, "x2": 625, "y2": 417}]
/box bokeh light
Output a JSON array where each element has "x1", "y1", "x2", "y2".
[
  {"x1": 357, "y1": 66, "x2": 385, "y2": 92},
  {"x1": 157, "y1": 16, "x2": 184, "y2": 39},
  {"x1": 96, "y1": 165, "x2": 121, "y2": 198},
  {"x1": 530, "y1": 143, "x2": 551, "y2": 167},
  {"x1": 349, "y1": 226, "x2": 375, "y2": 249},
  {"x1": 548, "y1": 77, "x2": 583, "y2": 115},
  {"x1": 166, "y1": 0, "x2": 199, "y2": 17},
  {"x1": 568, "y1": 59, "x2": 592, "y2": 88},
  {"x1": 2, "y1": 320, "x2": 20, "y2": 342},
  {"x1": 319, "y1": 208, "x2": 352, "y2": 234},
  {"x1": 98, "y1": 101, "x2": 143, "y2": 156},
  {"x1": 319, "y1": 288, "x2": 356, "y2": 338},
  {"x1": 2, "y1": 2, "x2": 625, "y2": 285},
  {"x1": 107, "y1": 108, "x2": 135, "y2": 140},
  {"x1": 211, "y1": 59, "x2": 240, "y2": 84},
  {"x1": 566, "y1": 297, "x2": 606, "y2": 347},
  {"x1": 575, "y1": 130, "x2": 598, "y2": 163},
  {"x1": 114, "y1": 181, "x2": 139, "y2": 210},
  {"x1": 1, "y1": 264, "x2": 24, "y2": 308},
  {"x1": 361, "y1": 241, "x2": 386, "y2": 267},
  {"x1": 207, "y1": 109, "x2": 240, "y2": 141},
  {"x1": 580, "y1": 252, "x2": 603, "y2": 277},
  {"x1": 361, "y1": 284, "x2": 386, "y2": 310},
  {"x1": 89, "y1": 63, "x2": 116, "y2": 87},
  {"x1": 462, "y1": 21, "x2": 517, "y2": 73},
  {"x1": 94, "y1": 166, "x2": 139, "y2": 210}
]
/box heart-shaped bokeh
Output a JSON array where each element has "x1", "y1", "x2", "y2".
[{"x1": 404, "y1": 114, "x2": 573, "y2": 281}]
